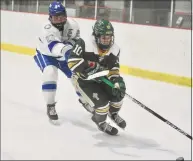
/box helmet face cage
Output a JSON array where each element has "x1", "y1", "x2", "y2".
[
  {"x1": 93, "y1": 19, "x2": 114, "y2": 51},
  {"x1": 49, "y1": 2, "x2": 67, "y2": 30},
  {"x1": 99, "y1": 35, "x2": 113, "y2": 46},
  {"x1": 97, "y1": 34, "x2": 114, "y2": 50},
  {"x1": 50, "y1": 14, "x2": 67, "y2": 24}
]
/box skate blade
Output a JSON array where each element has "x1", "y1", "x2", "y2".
[
  {"x1": 49, "y1": 119, "x2": 61, "y2": 126},
  {"x1": 97, "y1": 126, "x2": 119, "y2": 136},
  {"x1": 107, "y1": 114, "x2": 126, "y2": 130}
]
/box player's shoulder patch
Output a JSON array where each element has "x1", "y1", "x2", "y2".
[
  {"x1": 40, "y1": 22, "x2": 57, "y2": 43},
  {"x1": 44, "y1": 24, "x2": 52, "y2": 29},
  {"x1": 42, "y1": 22, "x2": 58, "y2": 36},
  {"x1": 42, "y1": 21, "x2": 53, "y2": 30},
  {"x1": 42, "y1": 22, "x2": 58, "y2": 33}
]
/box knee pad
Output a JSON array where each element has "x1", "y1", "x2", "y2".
[
  {"x1": 42, "y1": 66, "x2": 58, "y2": 91},
  {"x1": 95, "y1": 104, "x2": 110, "y2": 115},
  {"x1": 109, "y1": 100, "x2": 123, "y2": 114},
  {"x1": 94, "y1": 104, "x2": 109, "y2": 124},
  {"x1": 110, "y1": 100, "x2": 123, "y2": 108},
  {"x1": 42, "y1": 65, "x2": 58, "y2": 82}
]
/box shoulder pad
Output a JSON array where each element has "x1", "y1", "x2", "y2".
[
  {"x1": 67, "y1": 18, "x2": 79, "y2": 27},
  {"x1": 42, "y1": 22, "x2": 58, "y2": 33},
  {"x1": 41, "y1": 22, "x2": 60, "y2": 43},
  {"x1": 66, "y1": 19, "x2": 80, "y2": 40},
  {"x1": 110, "y1": 43, "x2": 120, "y2": 57}
]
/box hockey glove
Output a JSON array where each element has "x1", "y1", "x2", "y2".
[
  {"x1": 111, "y1": 76, "x2": 126, "y2": 99},
  {"x1": 99, "y1": 53, "x2": 119, "y2": 70}
]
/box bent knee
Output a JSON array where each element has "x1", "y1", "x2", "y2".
[{"x1": 43, "y1": 65, "x2": 58, "y2": 82}]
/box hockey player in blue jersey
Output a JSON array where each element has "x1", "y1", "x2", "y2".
[{"x1": 34, "y1": 1, "x2": 80, "y2": 121}]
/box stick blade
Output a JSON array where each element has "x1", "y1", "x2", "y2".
[{"x1": 86, "y1": 70, "x2": 109, "y2": 80}]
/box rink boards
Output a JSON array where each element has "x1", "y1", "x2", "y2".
[{"x1": 1, "y1": 10, "x2": 191, "y2": 87}]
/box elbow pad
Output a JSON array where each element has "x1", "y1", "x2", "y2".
[{"x1": 49, "y1": 42, "x2": 72, "y2": 57}]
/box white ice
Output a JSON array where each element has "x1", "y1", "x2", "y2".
[{"x1": 1, "y1": 51, "x2": 192, "y2": 160}]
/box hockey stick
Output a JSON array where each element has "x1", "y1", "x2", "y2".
[
  {"x1": 85, "y1": 70, "x2": 109, "y2": 80},
  {"x1": 100, "y1": 77, "x2": 192, "y2": 140}
]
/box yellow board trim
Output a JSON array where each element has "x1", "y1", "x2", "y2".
[
  {"x1": 1, "y1": 43, "x2": 191, "y2": 87},
  {"x1": 1, "y1": 43, "x2": 35, "y2": 56},
  {"x1": 120, "y1": 65, "x2": 191, "y2": 87}
]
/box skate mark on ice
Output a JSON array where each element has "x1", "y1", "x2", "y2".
[
  {"x1": 59, "y1": 114, "x2": 98, "y2": 132},
  {"x1": 3, "y1": 98, "x2": 44, "y2": 115},
  {"x1": 92, "y1": 132, "x2": 176, "y2": 157},
  {"x1": 4, "y1": 98, "x2": 97, "y2": 130},
  {"x1": 3, "y1": 99, "x2": 63, "y2": 126},
  {"x1": 152, "y1": 148, "x2": 179, "y2": 155},
  {"x1": 92, "y1": 132, "x2": 157, "y2": 157},
  {"x1": 109, "y1": 147, "x2": 140, "y2": 158}
]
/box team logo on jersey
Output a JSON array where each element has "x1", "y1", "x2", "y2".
[
  {"x1": 107, "y1": 24, "x2": 111, "y2": 29},
  {"x1": 44, "y1": 24, "x2": 51, "y2": 29},
  {"x1": 93, "y1": 93, "x2": 99, "y2": 100}
]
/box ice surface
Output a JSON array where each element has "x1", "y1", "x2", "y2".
[{"x1": 1, "y1": 51, "x2": 192, "y2": 160}]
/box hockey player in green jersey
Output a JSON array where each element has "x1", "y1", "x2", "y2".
[{"x1": 67, "y1": 19, "x2": 126, "y2": 135}]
